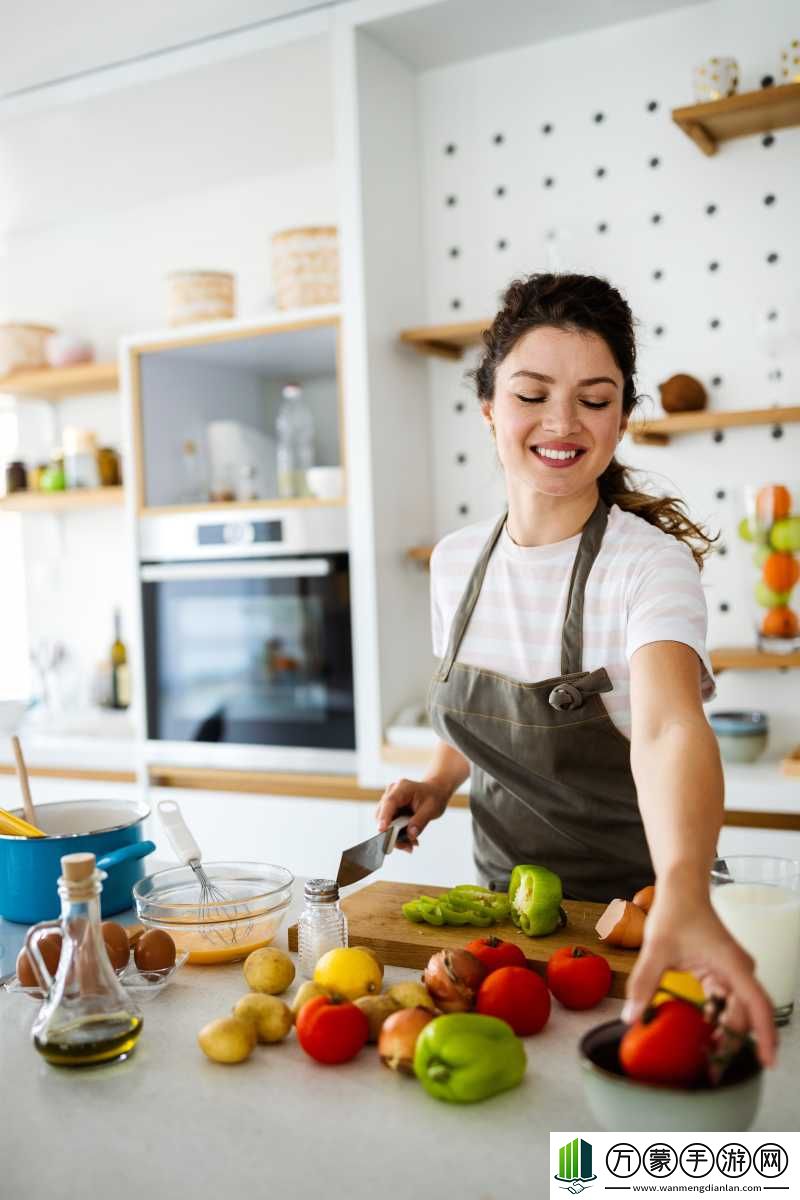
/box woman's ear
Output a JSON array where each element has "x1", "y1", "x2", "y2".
[
  {"x1": 480, "y1": 400, "x2": 494, "y2": 428},
  {"x1": 618, "y1": 411, "x2": 629, "y2": 441}
]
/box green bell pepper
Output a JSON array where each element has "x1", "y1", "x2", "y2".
[
  {"x1": 401, "y1": 885, "x2": 511, "y2": 928},
  {"x1": 414, "y1": 1013, "x2": 526, "y2": 1103},
  {"x1": 508, "y1": 864, "x2": 566, "y2": 936}
]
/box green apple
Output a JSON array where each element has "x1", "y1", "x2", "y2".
[
  {"x1": 752, "y1": 545, "x2": 771, "y2": 568},
  {"x1": 754, "y1": 580, "x2": 791, "y2": 608},
  {"x1": 770, "y1": 517, "x2": 800, "y2": 554},
  {"x1": 40, "y1": 465, "x2": 66, "y2": 492}
]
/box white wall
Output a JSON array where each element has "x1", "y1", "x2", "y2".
[{"x1": 1, "y1": 36, "x2": 338, "y2": 712}]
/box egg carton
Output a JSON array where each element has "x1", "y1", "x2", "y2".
[{"x1": 1, "y1": 948, "x2": 188, "y2": 1003}]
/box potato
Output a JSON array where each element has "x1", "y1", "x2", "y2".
[
  {"x1": 234, "y1": 993, "x2": 292, "y2": 1044},
  {"x1": 387, "y1": 981, "x2": 437, "y2": 1012},
  {"x1": 197, "y1": 1016, "x2": 256, "y2": 1064},
  {"x1": 290, "y1": 980, "x2": 330, "y2": 1022},
  {"x1": 243, "y1": 947, "x2": 295, "y2": 995},
  {"x1": 354, "y1": 993, "x2": 399, "y2": 1042}
]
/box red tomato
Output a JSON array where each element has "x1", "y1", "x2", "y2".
[
  {"x1": 476, "y1": 965, "x2": 550, "y2": 1036},
  {"x1": 619, "y1": 998, "x2": 712, "y2": 1087},
  {"x1": 465, "y1": 936, "x2": 527, "y2": 975},
  {"x1": 295, "y1": 995, "x2": 369, "y2": 1064},
  {"x1": 546, "y1": 945, "x2": 612, "y2": 1010}
]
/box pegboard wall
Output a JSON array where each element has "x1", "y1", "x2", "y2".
[{"x1": 411, "y1": 0, "x2": 799, "y2": 747}]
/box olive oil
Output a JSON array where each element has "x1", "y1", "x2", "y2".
[{"x1": 34, "y1": 1013, "x2": 143, "y2": 1067}]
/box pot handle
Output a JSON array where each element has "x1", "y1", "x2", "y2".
[
  {"x1": 96, "y1": 840, "x2": 156, "y2": 872},
  {"x1": 24, "y1": 919, "x2": 62, "y2": 993}
]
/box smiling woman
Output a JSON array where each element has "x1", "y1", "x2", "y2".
[{"x1": 376, "y1": 273, "x2": 778, "y2": 1068}]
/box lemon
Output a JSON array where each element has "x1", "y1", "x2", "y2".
[
  {"x1": 652, "y1": 969, "x2": 705, "y2": 1008},
  {"x1": 314, "y1": 946, "x2": 382, "y2": 1001}
]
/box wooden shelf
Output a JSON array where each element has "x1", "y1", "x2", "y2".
[
  {"x1": 141, "y1": 496, "x2": 346, "y2": 516},
  {"x1": 0, "y1": 486, "x2": 124, "y2": 513},
  {"x1": 0, "y1": 361, "x2": 119, "y2": 400},
  {"x1": 400, "y1": 319, "x2": 487, "y2": 360},
  {"x1": 672, "y1": 82, "x2": 800, "y2": 156},
  {"x1": 710, "y1": 647, "x2": 800, "y2": 673},
  {"x1": 147, "y1": 766, "x2": 383, "y2": 803},
  {"x1": 630, "y1": 405, "x2": 800, "y2": 445}
]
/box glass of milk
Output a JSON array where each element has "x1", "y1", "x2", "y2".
[{"x1": 710, "y1": 856, "x2": 800, "y2": 1024}]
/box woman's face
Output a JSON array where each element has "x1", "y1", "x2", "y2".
[{"x1": 482, "y1": 325, "x2": 628, "y2": 500}]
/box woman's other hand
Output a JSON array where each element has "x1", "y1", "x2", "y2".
[
  {"x1": 622, "y1": 887, "x2": 777, "y2": 1068},
  {"x1": 375, "y1": 778, "x2": 450, "y2": 852}
]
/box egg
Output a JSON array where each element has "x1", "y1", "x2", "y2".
[
  {"x1": 101, "y1": 921, "x2": 131, "y2": 972},
  {"x1": 134, "y1": 929, "x2": 176, "y2": 980},
  {"x1": 16, "y1": 931, "x2": 63, "y2": 993}
]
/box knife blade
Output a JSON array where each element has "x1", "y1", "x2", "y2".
[{"x1": 336, "y1": 810, "x2": 412, "y2": 888}]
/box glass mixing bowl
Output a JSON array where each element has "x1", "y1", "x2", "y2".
[{"x1": 133, "y1": 861, "x2": 293, "y2": 964}]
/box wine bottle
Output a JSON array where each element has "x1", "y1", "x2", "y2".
[{"x1": 110, "y1": 610, "x2": 130, "y2": 710}]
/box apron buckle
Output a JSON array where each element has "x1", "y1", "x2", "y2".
[{"x1": 548, "y1": 682, "x2": 584, "y2": 711}]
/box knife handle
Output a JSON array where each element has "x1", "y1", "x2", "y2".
[{"x1": 385, "y1": 812, "x2": 412, "y2": 854}]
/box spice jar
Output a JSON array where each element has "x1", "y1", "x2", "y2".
[
  {"x1": 62, "y1": 428, "x2": 99, "y2": 489},
  {"x1": 297, "y1": 878, "x2": 348, "y2": 978},
  {"x1": 97, "y1": 446, "x2": 121, "y2": 487},
  {"x1": 5, "y1": 460, "x2": 27, "y2": 494}
]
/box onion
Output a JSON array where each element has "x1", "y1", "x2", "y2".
[
  {"x1": 378, "y1": 1007, "x2": 434, "y2": 1073},
  {"x1": 632, "y1": 884, "x2": 655, "y2": 913},
  {"x1": 422, "y1": 948, "x2": 487, "y2": 1012},
  {"x1": 595, "y1": 899, "x2": 646, "y2": 949}
]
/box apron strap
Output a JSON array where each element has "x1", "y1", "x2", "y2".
[
  {"x1": 560, "y1": 498, "x2": 609, "y2": 676},
  {"x1": 438, "y1": 512, "x2": 507, "y2": 682}
]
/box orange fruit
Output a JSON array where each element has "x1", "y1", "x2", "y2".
[
  {"x1": 762, "y1": 553, "x2": 799, "y2": 593},
  {"x1": 756, "y1": 484, "x2": 791, "y2": 524},
  {"x1": 761, "y1": 607, "x2": 799, "y2": 639}
]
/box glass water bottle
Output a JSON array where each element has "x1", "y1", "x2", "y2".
[
  {"x1": 297, "y1": 878, "x2": 348, "y2": 978},
  {"x1": 27, "y1": 852, "x2": 142, "y2": 1067},
  {"x1": 276, "y1": 382, "x2": 315, "y2": 498}
]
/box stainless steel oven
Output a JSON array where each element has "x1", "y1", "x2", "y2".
[{"x1": 139, "y1": 508, "x2": 355, "y2": 769}]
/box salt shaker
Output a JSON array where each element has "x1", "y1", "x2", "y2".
[{"x1": 297, "y1": 878, "x2": 348, "y2": 978}]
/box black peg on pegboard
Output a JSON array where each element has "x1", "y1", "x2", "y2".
[
  {"x1": 715, "y1": 489, "x2": 726, "y2": 501},
  {"x1": 713, "y1": 430, "x2": 724, "y2": 444},
  {"x1": 719, "y1": 602, "x2": 730, "y2": 613},
  {"x1": 771, "y1": 425, "x2": 784, "y2": 440},
  {"x1": 456, "y1": 453, "x2": 467, "y2": 465},
  {"x1": 458, "y1": 504, "x2": 469, "y2": 516}
]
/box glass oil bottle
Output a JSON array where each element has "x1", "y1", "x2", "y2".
[{"x1": 27, "y1": 852, "x2": 143, "y2": 1067}]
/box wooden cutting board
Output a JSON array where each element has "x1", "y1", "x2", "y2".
[{"x1": 288, "y1": 880, "x2": 639, "y2": 998}]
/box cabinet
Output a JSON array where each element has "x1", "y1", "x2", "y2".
[{"x1": 126, "y1": 308, "x2": 344, "y2": 514}]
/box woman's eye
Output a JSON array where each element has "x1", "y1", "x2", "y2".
[
  {"x1": 580, "y1": 399, "x2": 611, "y2": 409},
  {"x1": 515, "y1": 394, "x2": 547, "y2": 403}
]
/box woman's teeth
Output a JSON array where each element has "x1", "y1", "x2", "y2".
[{"x1": 534, "y1": 447, "x2": 582, "y2": 460}]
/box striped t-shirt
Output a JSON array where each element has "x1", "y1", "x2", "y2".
[{"x1": 430, "y1": 504, "x2": 716, "y2": 739}]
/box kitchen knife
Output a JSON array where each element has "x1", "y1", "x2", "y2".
[{"x1": 336, "y1": 810, "x2": 412, "y2": 887}]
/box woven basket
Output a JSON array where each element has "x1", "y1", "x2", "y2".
[
  {"x1": 167, "y1": 271, "x2": 235, "y2": 327},
  {"x1": 271, "y1": 226, "x2": 339, "y2": 310},
  {"x1": 0, "y1": 323, "x2": 56, "y2": 376}
]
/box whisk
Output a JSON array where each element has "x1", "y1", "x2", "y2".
[{"x1": 157, "y1": 799, "x2": 250, "y2": 944}]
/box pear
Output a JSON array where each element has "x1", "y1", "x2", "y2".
[
  {"x1": 354, "y1": 992, "x2": 399, "y2": 1041},
  {"x1": 387, "y1": 980, "x2": 437, "y2": 1012}
]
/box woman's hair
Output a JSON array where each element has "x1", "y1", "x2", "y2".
[{"x1": 470, "y1": 272, "x2": 716, "y2": 569}]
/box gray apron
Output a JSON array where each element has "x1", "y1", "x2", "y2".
[{"x1": 428, "y1": 499, "x2": 654, "y2": 904}]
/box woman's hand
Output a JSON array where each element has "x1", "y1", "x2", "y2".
[
  {"x1": 622, "y1": 887, "x2": 777, "y2": 1068},
  {"x1": 375, "y1": 778, "x2": 450, "y2": 852}
]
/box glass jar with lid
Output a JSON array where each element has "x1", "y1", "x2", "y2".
[
  {"x1": 62, "y1": 427, "x2": 99, "y2": 489},
  {"x1": 297, "y1": 878, "x2": 348, "y2": 978}
]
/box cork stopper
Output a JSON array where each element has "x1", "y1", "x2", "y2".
[{"x1": 61, "y1": 852, "x2": 96, "y2": 882}]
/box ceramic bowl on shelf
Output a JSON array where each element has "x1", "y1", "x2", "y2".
[
  {"x1": 133, "y1": 861, "x2": 293, "y2": 964},
  {"x1": 579, "y1": 1019, "x2": 763, "y2": 1132},
  {"x1": 305, "y1": 466, "x2": 344, "y2": 500},
  {"x1": 709, "y1": 710, "x2": 769, "y2": 763}
]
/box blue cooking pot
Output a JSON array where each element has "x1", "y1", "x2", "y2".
[{"x1": 0, "y1": 798, "x2": 155, "y2": 924}]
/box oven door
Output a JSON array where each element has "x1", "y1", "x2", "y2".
[{"x1": 141, "y1": 554, "x2": 354, "y2": 750}]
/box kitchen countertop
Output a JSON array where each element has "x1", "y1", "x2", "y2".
[{"x1": 1, "y1": 881, "x2": 798, "y2": 1200}]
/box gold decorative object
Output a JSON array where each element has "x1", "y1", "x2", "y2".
[
  {"x1": 167, "y1": 271, "x2": 235, "y2": 327},
  {"x1": 692, "y1": 57, "x2": 739, "y2": 102}
]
